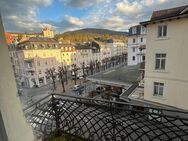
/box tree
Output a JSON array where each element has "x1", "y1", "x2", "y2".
[
  {"x1": 45, "y1": 67, "x2": 57, "y2": 92},
  {"x1": 72, "y1": 64, "x2": 77, "y2": 85},
  {"x1": 58, "y1": 66, "x2": 65, "y2": 93},
  {"x1": 89, "y1": 61, "x2": 94, "y2": 75},
  {"x1": 64, "y1": 66, "x2": 68, "y2": 85},
  {"x1": 82, "y1": 62, "x2": 86, "y2": 81}
]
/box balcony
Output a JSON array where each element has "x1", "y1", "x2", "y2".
[{"x1": 24, "y1": 94, "x2": 188, "y2": 141}]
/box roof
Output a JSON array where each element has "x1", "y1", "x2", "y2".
[
  {"x1": 141, "y1": 5, "x2": 188, "y2": 25},
  {"x1": 75, "y1": 42, "x2": 100, "y2": 50},
  {"x1": 19, "y1": 37, "x2": 58, "y2": 44},
  {"x1": 75, "y1": 43, "x2": 92, "y2": 50}
]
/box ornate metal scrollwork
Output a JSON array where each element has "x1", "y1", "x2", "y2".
[{"x1": 24, "y1": 94, "x2": 188, "y2": 141}]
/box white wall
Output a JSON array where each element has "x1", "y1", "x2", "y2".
[
  {"x1": 144, "y1": 18, "x2": 188, "y2": 110},
  {"x1": 0, "y1": 16, "x2": 35, "y2": 141},
  {"x1": 127, "y1": 35, "x2": 146, "y2": 66}
]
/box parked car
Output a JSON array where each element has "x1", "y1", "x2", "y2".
[{"x1": 72, "y1": 85, "x2": 84, "y2": 91}]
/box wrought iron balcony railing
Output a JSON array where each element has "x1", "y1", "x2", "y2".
[{"x1": 24, "y1": 94, "x2": 188, "y2": 141}]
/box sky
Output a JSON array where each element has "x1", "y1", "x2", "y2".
[{"x1": 0, "y1": 0, "x2": 188, "y2": 33}]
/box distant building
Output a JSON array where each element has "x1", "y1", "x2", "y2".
[
  {"x1": 5, "y1": 27, "x2": 54, "y2": 45},
  {"x1": 9, "y1": 37, "x2": 61, "y2": 88},
  {"x1": 61, "y1": 43, "x2": 77, "y2": 68},
  {"x1": 106, "y1": 39, "x2": 127, "y2": 57},
  {"x1": 75, "y1": 42, "x2": 101, "y2": 68},
  {"x1": 42, "y1": 26, "x2": 54, "y2": 38},
  {"x1": 127, "y1": 25, "x2": 146, "y2": 66},
  {"x1": 141, "y1": 5, "x2": 188, "y2": 110}
]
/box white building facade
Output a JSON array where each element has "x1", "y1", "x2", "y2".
[
  {"x1": 142, "y1": 5, "x2": 188, "y2": 110},
  {"x1": 106, "y1": 39, "x2": 127, "y2": 57},
  {"x1": 127, "y1": 25, "x2": 146, "y2": 66}
]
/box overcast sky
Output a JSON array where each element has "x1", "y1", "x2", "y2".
[{"x1": 1, "y1": 0, "x2": 188, "y2": 33}]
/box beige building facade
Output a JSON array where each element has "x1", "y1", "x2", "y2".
[
  {"x1": 142, "y1": 5, "x2": 188, "y2": 110},
  {"x1": 9, "y1": 37, "x2": 62, "y2": 88}
]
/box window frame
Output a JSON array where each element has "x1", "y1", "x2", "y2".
[
  {"x1": 153, "y1": 82, "x2": 164, "y2": 96},
  {"x1": 155, "y1": 53, "x2": 166, "y2": 70},
  {"x1": 158, "y1": 25, "x2": 167, "y2": 38}
]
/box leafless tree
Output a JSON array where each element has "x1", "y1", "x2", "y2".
[
  {"x1": 58, "y1": 66, "x2": 65, "y2": 93},
  {"x1": 45, "y1": 67, "x2": 57, "y2": 92},
  {"x1": 72, "y1": 64, "x2": 77, "y2": 85}
]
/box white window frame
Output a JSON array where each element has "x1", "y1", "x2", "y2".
[
  {"x1": 132, "y1": 48, "x2": 136, "y2": 52},
  {"x1": 158, "y1": 25, "x2": 167, "y2": 38},
  {"x1": 155, "y1": 53, "x2": 166, "y2": 70},
  {"x1": 153, "y1": 82, "x2": 164, "y2": 96}
]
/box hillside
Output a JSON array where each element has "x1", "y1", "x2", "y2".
[
  {"x1": 56, "y1": 28, "x2": 128, "y2": 43},
  {"x1": 65, "y1": 28, "x2": 128, "y2": 36}
]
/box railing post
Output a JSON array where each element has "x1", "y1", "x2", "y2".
[
  {"x1": 51, "y1": 94, "x2": 61, "y2": 136},
  {"x1": 110, "y1": 103, "x2": 116, "y2": 141}
]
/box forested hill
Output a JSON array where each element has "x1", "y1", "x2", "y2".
[{"x1": 56, "y1": 28, "x2": 128, "y2": 43}]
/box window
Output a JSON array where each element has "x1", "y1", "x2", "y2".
[
  {"x1": 132, "y1": 56, "x2": 135, "y2": 61},
  {"x1": 133, "y1": 38, "x2": 135, "y2": 43},
  {"x1": 45, "y1": 60, "x2": 48, "y2": 65},
  {"x1": 132, "y1": 27, "x2": 137, "y2": 34},
  {"x1": 155, "y1": 54, "x2": 166, "y2": 70},
  {"x1": 153, "y1": 82, "x2": 164, "y2": 96},
  {"x1": 39, "y1": 70, "x2": 42, "y2": 74},
  {"x1": 142, "y1": 56, "x2": 145, "y2": 61},
  {"x1": 37, "y1": 61, "x2": 40, "y2": 66},
  {"x1": 158, "y1": 25, "x2": 167, "y2": 37},
  {"x1": 132, "y1": 48, "x2": 135, "y2": 52},
  {"x1": 140, "y1": 37, "x2": 143, "y2": 42},
  {"x1": 141, "y1": 26, "x2": 146, "y2": 34}
]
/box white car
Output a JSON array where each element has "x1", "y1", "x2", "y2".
[{"x1": 72, "y1": 85, "x2": 84, "y2": 91}]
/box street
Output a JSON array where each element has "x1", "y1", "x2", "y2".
[{"x1": 18, "y1": 60, "x2": 127, "y2": 108}]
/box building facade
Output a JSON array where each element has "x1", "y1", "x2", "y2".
[
  {"x1": 6, "y1": 26, "x2": 54, "y2": 45},
  {"x1": 42, "y1": 26, "x2": 54, "y2": 38},
  {"x1": 75, "y1": 42, "x2": 101, "y2": 68},
  {"x1": 9, "y1": 37, "x2": 62, "y2": 88},
  {"x1": 61, "y1": 43, "x2": 77, "y2": 68},
  {"x1": 106, "y1": 39, "x2": 127, "y2": 57},
  {"x1": 142, "y1": 5, "x2": 188, "y2": 110},
  {"x1": 127, "y1": 25, "x2": 146, "y2": 66}
]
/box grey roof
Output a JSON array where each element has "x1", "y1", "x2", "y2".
[
  {"x1": 19, "y1": 37, "x2": 58, "y2": 44},
  {"x1": 151, "y1": 5, "x2": 188, "y2": 21},
  {"x1": 141, "y1": 5, "x2": 188, "y2": 25}
]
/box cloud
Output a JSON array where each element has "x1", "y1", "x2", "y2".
[
  {"x1": 1, "y1": 0, "x2": 188, "y2": 33},
  {"x1": 47, "y1": 15, "x2": 84, "y2": 33},
  {"x1": 0, "y1": 0, "x2": 53, "y2": 32},
  {"x1": 61, "y1": 0, "x2": 106, "y2": 8},
  {"x1": 116, "y1": 0, "x2": 142, "y2": 15},
  {"x1": 64, "y1": 15, "x2": 84, "y2": 26},
  {"x1": 115, "y1": 0, "x2": 188, "y2": 22}
]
